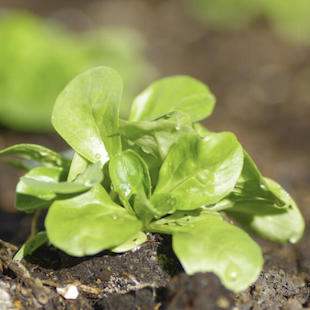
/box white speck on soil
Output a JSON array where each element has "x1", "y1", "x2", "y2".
[
  {"x1": 0, "y1": 281, "x2": 14, "y2": 310},
  {"x1": 57, "y1": 284, "x2": 79, "y2": 299}
]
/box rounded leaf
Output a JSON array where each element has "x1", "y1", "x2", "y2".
[
  {"x1": 226, "y1": 177, "x2": 305, "y2": 244},
  {"x1": 129, "y1": 76, "x2": 215, "y2": 122},
  {"x1": 109, "y1": 150, "x2": 151, "y2": 201},
  {"x1": 45, "y1": 185, "x2": 142, "y2": 256},
  {"x1": 173, "y1": 217, "x2": 263, "y2": 292},
  {"x1": 155, "y1": 133, "x2": 244, "y2": 210},
  {"x1": 52, "y1": 66, "x2": 123, "y2": 163}
]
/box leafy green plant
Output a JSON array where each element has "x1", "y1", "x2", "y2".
[
  {"x1": 0, "y1": 67, "x2": 304, "y2": 292},
  {"x1": 0, "y1": 10, "x2": 154, "y2": 131}
]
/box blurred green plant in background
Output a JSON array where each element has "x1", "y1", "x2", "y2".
[
  {"x1": 186, "y1": 0, "x2": 310, "y2": 43},
  {"x1": 186, "y1": 0, "x2": 260, "y2": 30},
  {"x1": 0, "y1": 11, "x2": 155, "y2": 132}
]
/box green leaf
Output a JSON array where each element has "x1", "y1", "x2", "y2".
[
  {"x1": 110, "y1": 231, "x2": 147, "y2": 253},
  {"x1": 3, "y1": 159, "x2": 31, "y2": 171},
  {"x1": 129, "y1": 76, "x2": 215, "y2": 122},
  {"x1": 67, "y1": 152, "x2": 89, "y2": 182},
  {"x1": 155, "y1": 133, "x2": 243, "y2": 210},
  {"x1": 121, "y1": 112, "x2": 194, "y2": 160},
  {"x1": 150, "y1": 193, "x2": 177, "y2": 217},
  {"x1": 193, "y1": 123, "x2": 212, "y2": 137},
  {"x1": 230, "y1": 152, "x2": 286, "y2": 207},
  {"x1": 133, "y1": 191, "x2": 155, "y2": 224},
  {"x1": 226, "y1": 178, "x2": 305, "y2": 244},
  {"x1": 109, "y1": 150, "x2": 151, "y2": 201},
  {"x1": 20, "y1": 178, "x2": 88, "y2": 195},
  {"x1": 18, "y1": 166, "x2": 91, "y2": 195},
  {"x1": 14, "y1": 232, "x2": 48, "y2": 261},
  {"x1": 74, "y1": 161, "x2": 103, "y2": 187},
  {"x1": 15, "y1": 166, "x2": 63, "y2": 212},
  {"x1": 45, "y1": 185, "x2": 142, "y2": 256},
  {"x1": 172, "y1": 217, "x2": 263, "y2": 292},
  {"x1": 133, "y1": 191, "x2": 176, "y2": 224},
  {"x1": 15, "y1": 163, "x2": 104, "y2": 213},
  {"x1": 120, "y1": 112, "x2": 195, "y2": 183},
  {"x1": 120, "y1": 112, "x2": 194, "y2": 184},
  {"x1": 147, "y1": 208, "x2": 222, "y2": 234},
  {"x1": 0, "y1": 144, "x2": 70, "y2": 170},
  {"x1": 52, "y1": 66, "x2": 122, "y2": 163}
]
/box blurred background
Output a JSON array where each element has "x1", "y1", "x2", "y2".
[{"x1": 0, "y1": 0, "x2": 309, "y2": 258}]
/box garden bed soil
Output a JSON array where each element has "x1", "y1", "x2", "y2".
[{"x1": 1, "y1": 235, "x2": 310, "y2": 310}]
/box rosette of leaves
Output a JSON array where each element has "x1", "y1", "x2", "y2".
[
  {"x1": 0, "y1": 11, "x2": 154, "y2": 131},
  {"x1": 0, "y1": 67, "x2": 304, "y2": 292}
]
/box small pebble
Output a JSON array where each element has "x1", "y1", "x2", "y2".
[
  {"x1": 216, "y1": 296, "x2": 230, "y2": 309},
  {"x1": 57, "y1": 284, "x2": 79, "y2": 300}
]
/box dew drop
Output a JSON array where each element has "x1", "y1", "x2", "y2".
[
  {"x1": 112, "y1": 215, "x2": 118, "y2": 220},
  {"x1": 124, "y1": 183, "x2": 131, "y2": 197},
  {"x1": 260, "y1": 184, "x2": 267, "y2": 190},
  {"x1": 84, "y1": 181, "x2": 92, "y2": 187},
  {"x1": 175, "y1": 125, "x2": 181, "y2": 131},
  {"x1": 224, "y1": 262, "x2": 241, "y2": 282},
  {"x1": 289, "y1": 236, "x2": 298, "y2": 244}
]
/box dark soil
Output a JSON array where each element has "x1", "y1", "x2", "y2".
[
  {"x1": 1, "y1": 236, "x2": 309, "y2": 309},
  {"x1": 1, "y1": 0, "x2": 310, "y2": 309}
]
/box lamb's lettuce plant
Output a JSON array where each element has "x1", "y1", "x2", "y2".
[{"x1": 0, "y1": 67, "x2": 304, "y2": 292}]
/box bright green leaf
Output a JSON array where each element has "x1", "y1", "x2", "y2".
[
  {"x1": 52, "y1": 66, "x2": 122, "y2": 163},
  {"x1": 74, "y1": 161, "x2": 103, "y2": 187},
  {"x1": 173, "y1": 217, "x2": 263, "y2": 292},
  {"x1": 109, "y1": 150, "x2": 151, "y2": 201},
  {"x1": 150, "y1": 193, "x2": 177, "y2": 217},
  {"x1": 133, "y1": 191, "x2": 177, "y2": 224},
  {"x1": 226, "y1": 177, "x2": 305, "y2": 243},
  {"x1": 147, "y1": 208, "x2": 221, "y2": 234},
  {"x1": 15, "y1": 166, "x2": 63, "y2": 212},
  {"x1": 110, "y1": 231, "x2": 147, "y2": 253},
  {"x1": 133, "y1": 191, "x2": 155, "y2": 224},
  {"x1": 121, "y1": 112, "x2": 195, "y2": 184},
  {"x1": 45, "y1": 185, "x2": 142, "y2": 256},
  {"x1": 129, "y1": 76, "x2": 215, "y2": 122},
  {"x1": 67, "y1": 152, "x2": 89, "y2": 182},
  {"x1": 14, "y1": 232, "x2": 48, "y2": 261},
  {"x1": 193, "y1": 123, "x2": 212, "y2": 137},
  {"x1": 0, "y1": 144, "x2": 70, "y2": 170},
  {"x1": 18, "y1": 166, "x2": 89, "y2": 195},
  {"x1": 155, "y1": 133, "x2": 243, "y2": 210},
  {"x1": 15, "y1": 164, "x2": 104, "y2": 213},
  {"x1": 230, "y1": 152, "x2": 286, "y2": 207}
]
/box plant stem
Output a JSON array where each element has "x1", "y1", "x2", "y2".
[{"x1": 29, "y1": 210, "x2": 42, "y2": 239}]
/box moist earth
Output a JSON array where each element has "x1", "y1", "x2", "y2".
[{"x1": 0, "y1": 234, "x2": 309, "y2": 310}]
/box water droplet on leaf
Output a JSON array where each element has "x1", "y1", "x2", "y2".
[
  {"x1": 260, "y1": 184, "x2": 267, "y2": 190},
  {"x1": 124, "y1": 183, "x2": 131, "y2": 197},
  {"x1": 224, "y1": 262, "x2": 241, "y2": 282},
  {"x1": 289, "y1": 236, "x2": 298, "y2": 244}
]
